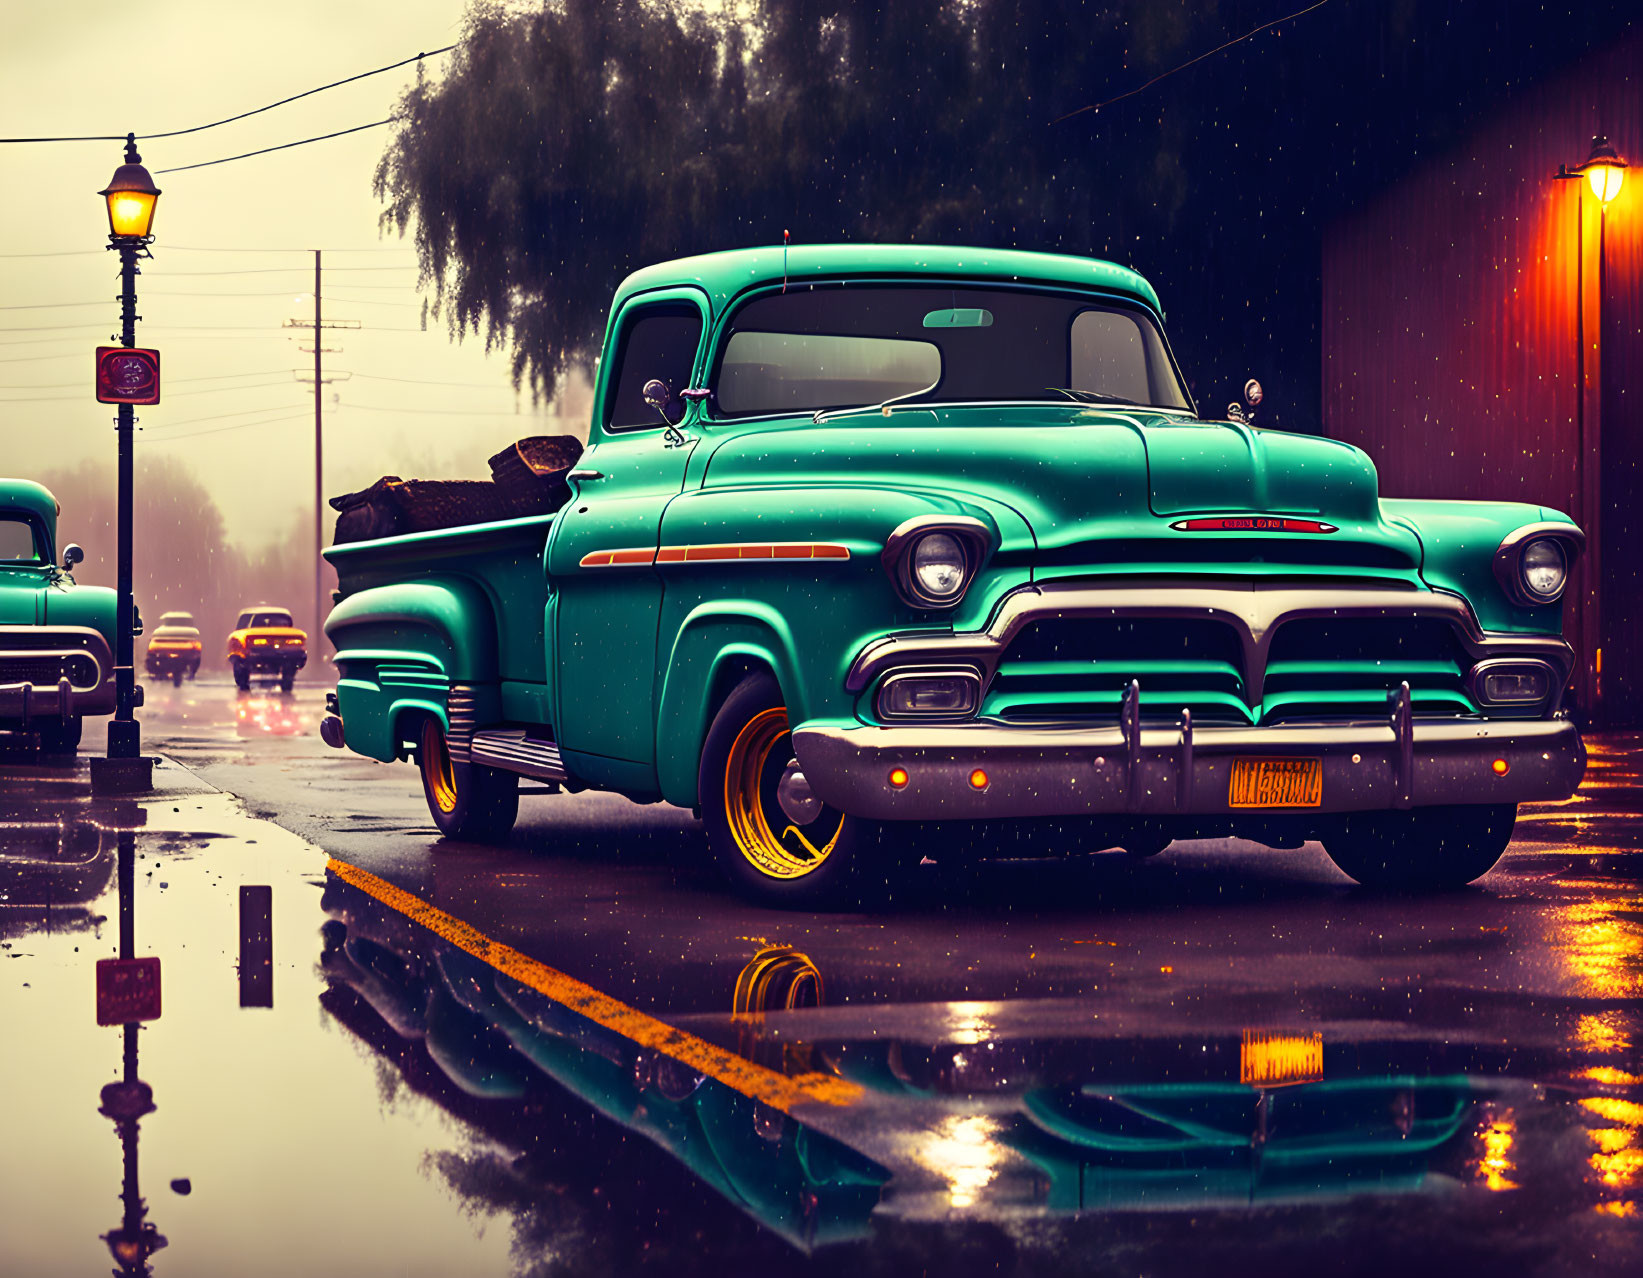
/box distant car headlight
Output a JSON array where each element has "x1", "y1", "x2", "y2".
[
  {"x1": 1520, "y1": 538, "x2": 1567, "y2": 601},
  {"x1": 911, "y1": 533, "x2": 967, "y2": 602}
]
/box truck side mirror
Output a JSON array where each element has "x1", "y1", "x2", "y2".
[
  {"x1": 642, "y1": 378, "x2": 685, "y2": 427},
  {"x1": 62, "y1": 543, "x2": 85, "y2": 570}
]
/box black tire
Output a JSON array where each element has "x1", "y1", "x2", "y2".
[
  {"x1": 186, "y1": 666, "x2": 197, "y2": 681},
  {"x1": 38, "y1": 715, "x2": 81, "y2": 757},
  {"x1": 172, "y1": 670, "x2": 183, "y2": 687},
  {"x1": 700, "y1": 672, "x2": 907, "y2": 908},
  {"x1": 279, "y1": 666, "x2": 296, "y2": 692},
  {"x1": 416, "y1": 716, "x2": 519, "y2": 842},
  {"x1": 231, "y1": 658, "x2": 250, "y2": 691},
  {"x1": 1323, "y1": 804, "x2": 1517, "y2": 890}
]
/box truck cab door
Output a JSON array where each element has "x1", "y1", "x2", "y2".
[{"x1": 546, "y1": 289, "x2": 708, "y2": 769}]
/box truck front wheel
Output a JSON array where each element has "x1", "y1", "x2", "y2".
[
  {"x1": 417, "y1": 717, "x2": 519, "y2": 842},
  {"x1": 231, "y1": 657, "x2": 250, "y2": 690},
  {"x1": 701, "y1": 672, "x2": 903, "y2": 908},
  {"x1": 1323, "y1": 803, "x2": 1516, "y2": 890}
]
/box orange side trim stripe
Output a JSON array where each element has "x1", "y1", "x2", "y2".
[
  {"x1": 326, "y1": 857, "x2": 862, "y2": 1112},
  {"x1": 583, "y1": 542, "x2": 851, "y2": 567}
]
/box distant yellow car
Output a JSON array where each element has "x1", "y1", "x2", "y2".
[
  {"x1": 226, "y1": 605, "x2": 306, "y2": 692},
  {"x1": 144, "y1": 610, "x2": 202, "y2": 685}
]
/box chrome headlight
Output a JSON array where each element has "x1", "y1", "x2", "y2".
[
  {"x1": 911, "y1": 533, "x2": 966, "y2": 601},
  {"x1": 1520, "y1": 538, "x2": 1566, "y2": 601},
  {"x1": 883, "y1": 516, "x2": 992, "y2": 609},
  {"x1": 1493, "y1": 523, "x2": 1584, "y2": 607}
]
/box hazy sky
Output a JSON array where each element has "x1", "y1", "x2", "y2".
[{"x1": 1, "y1": 0, "x2": 580, "y2": 549}]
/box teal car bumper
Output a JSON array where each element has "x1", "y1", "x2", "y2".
[
  {"x1": 796, "y1": 580, "x2": 1585, "y2": 820},
  {"x1": 792, "y1": 715, "x2": 1584, "y2": 820},
  {"x1": 0, "y1": 625, "x2": 117, "y2": 721}
]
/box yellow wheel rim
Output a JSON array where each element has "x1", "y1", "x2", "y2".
[
  {"x1": 723, "y1": 707, "x2": 844, "y2": 880},
  {"x1": 422, "y1": 720, "x2": 458, "y2": 814}
]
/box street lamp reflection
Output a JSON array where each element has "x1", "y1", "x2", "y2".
[
  {"x1": 1473, "y1": 1110, "x2": 1519, "y2": 1192},
  {"x1": 919, "y1": 1114, "x2": 1003, "y2": 1209}
]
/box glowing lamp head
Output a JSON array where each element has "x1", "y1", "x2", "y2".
[
  {"x1": 1492, "y1": 758, "x2": 1511, "y2": 776},
  {"x1": 1578, "y1": 135, "x2": 1627, "y2": 206},
  {"x1": 100, "y1": 135, "x2": 161, "y2": 240},
  {"x1": 888, "y1": 767, "x2": 909, "y2": 789}
]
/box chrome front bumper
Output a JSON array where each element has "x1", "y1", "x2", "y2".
[
  {"x1": 0, "y1": 625, "x2": 117, "y2": 721},
  {"x1": 791, "y1": 716, "x2": 1586, "y2": 820}
]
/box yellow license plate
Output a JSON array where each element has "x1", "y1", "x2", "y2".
[{"x1": 1228, "y1": 757, "x2": 1323, "y2": 808}]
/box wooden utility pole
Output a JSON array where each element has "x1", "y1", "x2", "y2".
[{"x1": 285, "y1": 257, "x2": 356, "y2": 645}]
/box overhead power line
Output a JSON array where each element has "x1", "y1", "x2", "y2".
[
  {"x1": 0, "y1": 46, "x2": 454, "y2": 144},
  {"x1": 1053, "y1": 0, "x2": 1334, "y2": 124},
  {"x1": 156, "y1": 119, "x2": 392, "y2": 174}
]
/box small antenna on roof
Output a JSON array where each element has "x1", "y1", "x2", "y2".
[{"x1": 782, "y1": 229, "x2": 790, "y2": 294}]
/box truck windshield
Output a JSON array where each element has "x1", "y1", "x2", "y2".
[
  {"x1": 241, "y1": 611, "x2": 293, "y2": 628},
  {"x1": 1, "y1": 515, "x2": 43, "y2": 564},
  {"x1": 711, "y1": 284, "x2": 1192, "y2": 418}
]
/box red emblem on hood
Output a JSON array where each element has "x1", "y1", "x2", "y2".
[{"x1": 1170, "y1": 517, "x2": 1338, "y2": 534}]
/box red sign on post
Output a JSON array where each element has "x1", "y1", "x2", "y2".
[
  {"x1": 95, "y1": 346, "x2": 161, "y2": 405},
  {"x1": 96, "y1": 956, "x2": 162, "y2": 1025}
]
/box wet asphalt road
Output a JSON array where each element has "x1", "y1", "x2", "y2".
[{"x1": 1, "y1": 670, "x2": 1640, "y2": 1276}]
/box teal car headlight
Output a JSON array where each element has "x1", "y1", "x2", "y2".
[
  {"x1": 882, "y1": 515, "x2": 992, "y2": 610},
  {"x1": 1493, "y1": 523, "x2": 1583, "y2": 607},
  {"x1": 911, "y1": 532, "x2": 967, "y2": 601},
  {"x1": 1520, "y1": 538, "x2": 1567, "y2": 601}
]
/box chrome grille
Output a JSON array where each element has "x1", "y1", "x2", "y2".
[
  {"x1": 0, "y1": 653, "x2": 101, "y2": 689},
  {"x1": 1261, "y1": 617, "x2": 1473, "y2": 722},
  {"x1": 982, "y1": 612, "x2": 1475, "y2": 725},
  {"x1": 985, "y1": 617, "x2": 1250, "y2": 724}
]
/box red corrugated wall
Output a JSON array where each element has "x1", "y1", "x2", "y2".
[{"x1": 1324, "y1": 31, "x2": 1643, "y2": 723}]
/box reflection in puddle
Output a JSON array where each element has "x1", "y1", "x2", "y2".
[
  {"x1": 918, "y1": 1114, "x2": 1004, "y2": 1209},
  {"x1": 1473, "y1": 1109, "x2": 1519, "y2": 1191},
  {"x1": 318, "y1": 865, "x2": 1643, "y2": 1251},
  {"x1": 234, "y1": 693, "x2": 305, "y2": 738}
]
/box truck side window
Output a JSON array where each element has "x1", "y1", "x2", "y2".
[{"x1": 605, "y1": 303, "x2": 703, "y2": 430}]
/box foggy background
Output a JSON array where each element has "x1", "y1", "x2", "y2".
[{"x1": 4, "y1": 0, "x2": 1635, "y2": 647}]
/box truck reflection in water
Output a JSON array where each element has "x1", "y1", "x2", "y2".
[
  {"x1": 320, "y1": 873, "x2": 888, "y2": 1250},
  {"x1": 319, "y1": 870, "x2": 1532, "y2": 1249}
]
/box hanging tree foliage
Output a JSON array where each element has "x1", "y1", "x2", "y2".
[{"x1": 375, "y1": 0, "x2": 1206, "y2": 402}]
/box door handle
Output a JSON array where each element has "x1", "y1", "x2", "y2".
[{"x1": 567, "y1": 468, "x2": 605, "y2": 481}]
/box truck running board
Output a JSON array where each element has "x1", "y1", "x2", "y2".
[{"x1": 469, "y1": 729, "x2": 569, "y2": 783}]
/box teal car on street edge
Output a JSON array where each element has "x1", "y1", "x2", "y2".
[{"x1": 1, "y1": 478, "x2": 117, "y2": 757}]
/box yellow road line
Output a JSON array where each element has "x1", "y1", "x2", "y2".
[{"x1": 327, "y1": 857, "x2": 862, "y2": 1112}]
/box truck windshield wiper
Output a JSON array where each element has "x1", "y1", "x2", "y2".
[
  {"x1": 1044, "y1": 387, "x2": 1145, "y2": 407},
  {"x1": 813, "y1": 377, "x2": 945, "y2": 423}
]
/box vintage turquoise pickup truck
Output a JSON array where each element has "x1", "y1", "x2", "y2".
[
  {"x1": 1, "y1": 478, "x2": 116, "y2": 755},
  {"x1": 320, "y1": 245, "x2": 1586, "y2": 905}
]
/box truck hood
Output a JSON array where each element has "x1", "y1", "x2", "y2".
[
  {"x1": 703, "y1": 406, "x2": 1409, "y2": 562},
  {"x1": 0, "y1": 566, "x2": 47, "y2": 623},
  {"x1": 0, "y1": 568, "x2": 119, "y2": 635}
]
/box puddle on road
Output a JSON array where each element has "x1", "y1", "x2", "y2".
[
  {"x1": 0, "y1": 777, "x2": 517, "y2": 1278},
  {"x1": 2, "y1": 759, "x2": 1642, "y2": 1275}
]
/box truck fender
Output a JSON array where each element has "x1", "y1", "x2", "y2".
[
  {"x1": 326, "y1": 579, "x2": 501, "y2": 762},
  {"x1": 655, "y1": 603, "x2": 804, "y2": 808}
]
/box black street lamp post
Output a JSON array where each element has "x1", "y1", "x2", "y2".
[{"x1": 90, "y1": 134, "x2": 159, "y2": 794}]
